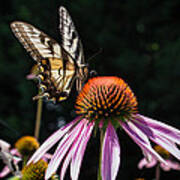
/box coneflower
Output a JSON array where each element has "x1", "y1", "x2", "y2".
[{"x1": 28, "y1": 77, "x2": 180, "y2": 180}]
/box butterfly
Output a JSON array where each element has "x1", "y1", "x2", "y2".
[{"x1": 10, "y1": 6, "x2": 88, "y2": 102}]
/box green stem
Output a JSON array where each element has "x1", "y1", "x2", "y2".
[
  {"x1": 97, "y1": 130, "x2": 104, "y2": 180},
  {"x1": 34, "y1": 98, "x2": 43, "y2": 140},
  {"x1": 155, "y1": 164, "x2": 160, "y2": 180},
  {"x1": 23, "y1": 155, "x2": 29, "y2": 167}
]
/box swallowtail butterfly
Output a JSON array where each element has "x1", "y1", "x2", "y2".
[{"x1": 10, "y1": 6, "x2": 88, "y2": 102}]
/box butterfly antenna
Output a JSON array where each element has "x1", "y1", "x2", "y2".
[{"x1": 87, "y1": 48, "x2": 103, "y2": 62}]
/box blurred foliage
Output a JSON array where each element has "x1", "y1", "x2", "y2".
[{"x1": 0, "y1": 0, "x2": 180, "y2": 179}]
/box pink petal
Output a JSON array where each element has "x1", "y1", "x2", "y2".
[
  {"x1": 145, "y1": 158, "x2": 157, "y2": 168},
  {"x1": 101, "y1": 122, "x2": 120, "y2": 180},
  {"x1": 160, "y1": 162, "x2": 171, "y2": 171},
  {"x1": 70, "y1": 121, "x2": 94, "y2": 180},
  {"x1": 138, "y1": 158, "x2": 148, "y2": 169},
  {"x1": 162, "y1": 160, "x2": 180, "y2": 171},
  {"x1": 135, "y1": 114, "x2": 180, "y2": 144},
  {"x1": 28, "y1": 117, "x2": 79, "y2": 165},
  {"x1": 60, "y1": 120, "x2": 94, "y2": 180},
  {"x1": 0, "y1": 166, "x2": 11, "y2": 178},
  {"x1": 133, "y1": 115, "x2": 180, "y2": 160},
  {"x1": 142, "y1": 150, "x2": 153, "y2": 162},
  {"x1": 138, "y1": 157, "x2": 157, "y2": 169},
  {"x1": 60, "y1": 142, "x2": 79, "y2": 180},
  {"x1": 151, "y1": 135, "x2": 180, "y2": 160},
  {"x1": 45, "y1": 119, "x2": 86, "y2": 180},
  {"x1": 60, "y1": 119, "x2": 89, "y2": 180},
  {"x1": 120, "y1": 121, "x2": 166, "y2": 165}
]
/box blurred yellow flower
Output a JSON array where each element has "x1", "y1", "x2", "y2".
[{"x1": 15, "y1": 136, "x2": 39, "y2": 156}]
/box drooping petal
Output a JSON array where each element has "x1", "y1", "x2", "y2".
[
  {"x1": 135, "y1": 114, "x2": 180, "y2": 144},
  {"x1": 160, "y1": 162, "x2": 171, "y2": 171},
  {"x1": 60, "y1": 119, "x2": 90, "y2": 180},
  {"x1": 28, "y1": 117, "x2": 79, "y2": 165},
  {"x1": 151, "y1": 133, "x2": 180, "y2": 160},
  {"x1": 70, "y1": 121, "x2": 94, "y2": 180},
  {"x1": 138, "y1": 157, "x2": 157, "y2": 169},
  {"x1": 141, "y1": 150, "x2": 153, "y2": 162},
  {"x1": 45, "y1": 119, "x2": 87, "y2": 180},
  {"x1": 145, "y1": 158, "x2": 157, "y2": 168},
  {"x1": 163, "y1": 160, "x2": 180, "y2": 171},
  {"x1": 101, "y1": 122, "x2": 120, "y2": 180},
  {"x1": 138, "y1": 158, "x2": 148, "y2": 169},
  {"x1": 0, "y1": 166, "x2": 11, "y2": 178},
  {"x1": 133, "y1": 116, "x2": 180, "y2": 160},
  {"x1": 120, "y1": 120, "x2": 166, "y2": 164}
]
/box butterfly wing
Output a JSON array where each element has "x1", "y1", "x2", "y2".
[
  {"x1": 10, "y1": 21, "x2": 61, "y2": 61},
  {"x1": 10, "y1": 21, "x2": 76, "y2": 102},
  {"x1": 59, "y1": 6, "x2": 88, "y2": 92}
]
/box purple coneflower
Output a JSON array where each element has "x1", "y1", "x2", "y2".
[{"x1": 28, "y1": 76, "x2": 180, "y2": 180}]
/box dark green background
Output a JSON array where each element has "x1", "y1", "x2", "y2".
[{"x1": 0, "y1": 0, "x2": 180, "y2": 179}]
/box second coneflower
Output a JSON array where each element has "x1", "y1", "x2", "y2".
[
  {"x1": 15, "y1": 136, "x2": 39, "y2": 157},
  {"x1": 28, "y1": 77, "x2": 180, "y2": 180}
]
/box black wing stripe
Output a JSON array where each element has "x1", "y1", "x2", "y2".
[
  {"x1": 59, "y1": 6, "x2": 85, "y2": 65},
  {"x1": 11, "y1": 22, "x2": 61, "y2": 61},
  {"x1": 11, "y1": 23, "x2": 43, "y2": 61}
]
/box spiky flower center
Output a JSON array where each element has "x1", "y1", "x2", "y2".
[
  {"x1": 15, "y1": 136, "x2": 39, "y2": 156},
  {"x1": 75, "y1": 77, "x2": 138, "y2": 120},
  {"x1": 21, "y1": 160, "x2": 48, "y2": 180},
  {"x1": 154, "y1": 145, "x2": 170, "y2": 159}
]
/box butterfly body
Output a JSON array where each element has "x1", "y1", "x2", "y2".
[{"x1": 10, "y1": 7, "x2": 88, "y2": 102}]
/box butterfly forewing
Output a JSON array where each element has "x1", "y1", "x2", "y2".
[
  {"x1": 10, "y1": 22, "x2": 62, "y2": 61},
  {"x1": 59, "y1": 7, "x2": 88, "y2": 92},
  {"x1": 59, "y1": 6, "x2": 85, "y2": 66}
]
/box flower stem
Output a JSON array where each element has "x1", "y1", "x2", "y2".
[
  {"x1": 155, "y1": 164, "x2": 160, "y2": 180},
  {"x1": 97, "y1": 130, "x2": 104, "y2": 180},
  {"x1": 23, "y1": 155, "x2": 29, "y2": 167},
  {"x1": 34, "y1": 98, "x2": 43, "y2": 140}
]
